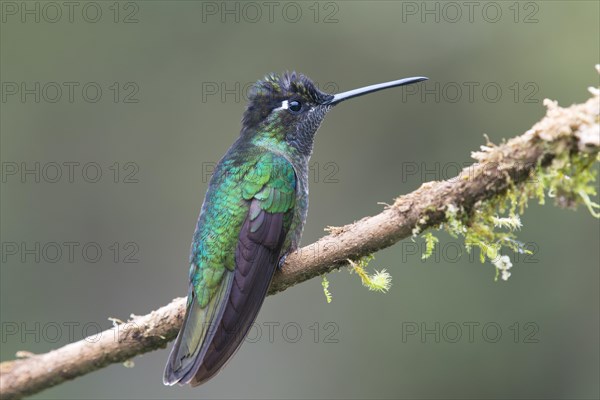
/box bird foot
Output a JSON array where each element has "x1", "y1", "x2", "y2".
[{"x1": 277, "y1": 254, "x2": 288, "y2": 270}]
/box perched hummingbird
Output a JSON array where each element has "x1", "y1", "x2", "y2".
[{"x1": 164, "y1": 72, "x2": 427, "y2": 386}]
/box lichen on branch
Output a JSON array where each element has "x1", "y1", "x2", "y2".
[{"x1": 411, "y1": 89, "x2": 600, "y2": 281}]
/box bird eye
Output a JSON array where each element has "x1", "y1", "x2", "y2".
[{"x1": 288, "y1": 100, "x2": 302, "y2": 113}]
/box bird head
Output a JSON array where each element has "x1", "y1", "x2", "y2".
[{"x1": 241, "y1": 71, "x2": 427, "y2": 155}]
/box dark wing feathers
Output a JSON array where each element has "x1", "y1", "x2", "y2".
[{"x1": 191, "y1": 201, "x2": 286, "y2": 385}]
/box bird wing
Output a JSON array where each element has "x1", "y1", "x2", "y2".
[{"x1": 164, "y1": 152, "x2": 296, "y2": 386}]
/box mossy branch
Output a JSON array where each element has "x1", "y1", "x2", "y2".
[{"x1": 1, "y1": 84, "x2": 598, "y2": 400}]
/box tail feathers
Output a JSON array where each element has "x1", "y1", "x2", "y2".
[{"x1": 163, "y1": 270, "x2": 234, "y2": 386}]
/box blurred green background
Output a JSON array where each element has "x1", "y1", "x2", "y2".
[{"x1": 1, "y1": 1, "x2": 599, "y2": 399}]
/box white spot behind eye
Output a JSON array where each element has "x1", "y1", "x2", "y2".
[{"x1": 274, "y1": 100, "x2": 289, "y2": 111}]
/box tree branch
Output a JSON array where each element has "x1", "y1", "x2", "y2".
[{"x1": 1, "y1": 88, "x2": 598, "y2": 400}]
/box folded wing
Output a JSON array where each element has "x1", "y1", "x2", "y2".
[{"x1": 164, "y1": 153, "x2": 296, "y2": 386}]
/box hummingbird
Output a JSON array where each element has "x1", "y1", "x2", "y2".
[{"x1": 164, "y1": 72, "x2": 427, "y2": 386}]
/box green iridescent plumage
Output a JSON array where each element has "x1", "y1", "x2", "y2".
[{"x1": 190, "y1": 151, "x2": 296, "y2": 307}]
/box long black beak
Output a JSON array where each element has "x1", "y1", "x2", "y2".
[{"x1": 325, "y1": 76, "x2": 428, "y2": 105}]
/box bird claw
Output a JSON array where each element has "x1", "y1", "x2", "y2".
[{"x1": 277, "y1": 254, "x2": 288, "y2": 270}]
